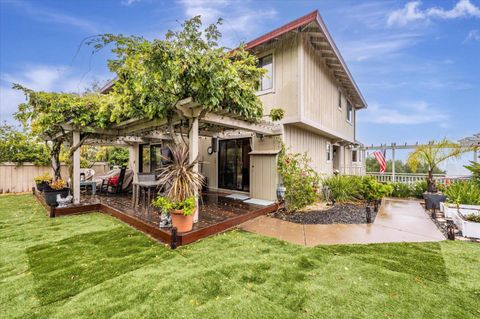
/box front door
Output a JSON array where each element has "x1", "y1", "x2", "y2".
[{"x1": 218, "y1": 138, "x2": 251, "y2": 192}]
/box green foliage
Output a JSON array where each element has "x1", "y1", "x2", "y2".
[
  {"x1": 152, "y1": 196, "x2": 196, "y2": 216},
  {"x1": 269, "y1": 108, "x2": 285, "y2": 121},
  {"x1": 49, "y1": 179, "x2": 67, "y2": 190},
  {"x1": 34, "y1": 172, "x2": 52, "y2": 184},
  {"x1": 89, "y1": 16, "x2": 265, "y2": 124},
  {"x1": 390, "y1": 182, "x2": 413, "y2": 198},
  {"x1": 322, "y1": 175, "x2": 363, "y2": 202},
  {"x1": 106, "y1": 147, "x2": 129, "y2": 167},
  {"x1": 366, "y1": 157, "x2": 445, "y2": 174},
  {"x1": 361, "y1": 176, "x2": 393, "y2": 201},
  {"x1": 411, "y1": 180, "x2": 428, "y2": 198},
  {"x1": 464, "y1": 161, "x2": 480, "y2": 186},
  {"x1": 0, "y1": 123, "x2": 50, "y2": 165},
  {"x1": 444, "y1": 180, "x2": 480, "y2": 205},
  {"x1": 465, "y1": 214, "x2": 480, "y2": 223},
  {"x1": 277, "y1": 147, "x2": 320, "y2": 211},
  {"x1": 322, "y1": 175, "x2": 392, "y2": 202}
]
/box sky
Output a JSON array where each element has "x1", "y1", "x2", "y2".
[{"x1": 0, "y1": 0, "x2": 479, "y2": 172}]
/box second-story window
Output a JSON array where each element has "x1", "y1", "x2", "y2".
[
  {"x1": 352, "y1": 149, "x2": 358, "y2": 162},
  {"x1": 346, "y1": 100, "x2": 353, "y2": 123},
  {"x1": 338, "y1": 90, "x2": 342, "y2": 110},
  {"x1": 258, "y1": 54, "x2": 273, "y2": 92}
]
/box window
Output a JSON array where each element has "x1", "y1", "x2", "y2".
[
  {"x1": 326, "y1": 142, "x2": 332, "y2": 162},
  {"x1": 258, "y1": 54, "x2": 273, "y2": 92},
  {"x1": 352, "y1": 149, "x2": 358, "y2": 162},
  {"x1": 338, "y1": 90, "x2": 342, "y2": 110},
  {"x1": 346, "y1": 100, "x2": 353, "y2": 123}
]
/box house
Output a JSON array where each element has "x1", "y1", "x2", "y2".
[{"x1": 98, "y1": 10, "x2": 367, "y2": 202}]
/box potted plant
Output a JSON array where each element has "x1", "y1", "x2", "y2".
[
  {"x1": 34, "y1": 172, "x2": 52, "y2": 192},
  {"x1": 152, "y1": 146, "x2": 204, "y2": 233},
  {"x1": 44, "y1": 179, "x2": 69, "y2": 207},
  {"x1": 444, "y1": 180, "x2": 480, "y2": 238}
]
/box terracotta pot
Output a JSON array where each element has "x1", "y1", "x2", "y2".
[{"x1": 171, "y1": 209, "x2": 193, "y2": 233}]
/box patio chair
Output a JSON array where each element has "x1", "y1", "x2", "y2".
[{"x1": 101, "y1": 166, "x2": 128, "y2": 195}]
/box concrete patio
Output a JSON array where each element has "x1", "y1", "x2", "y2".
[{"x1": 240, "y1": 198, "x2": 445, "y2": 246}]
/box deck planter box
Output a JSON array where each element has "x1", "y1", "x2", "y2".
[
  {"x1": 44, "y1": 188, "x2": 70, "y2": 207},
  {"x1": 441, "y1": 203, "x2": 480, "y2": 219},
  {"x1": 452, "y1": 207, "x2": 480, "y2": 239}
]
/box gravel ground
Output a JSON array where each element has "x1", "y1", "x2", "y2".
[{"x1": 271, "y1": 202, "x2": 377, "y2": 225}]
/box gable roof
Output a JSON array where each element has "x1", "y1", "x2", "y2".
[{"x1": 245, "y1": 10, "x2": 367, "y2": 109}]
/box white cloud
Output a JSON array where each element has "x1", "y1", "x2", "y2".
[
  {"x1": 342, "y1": 34, "x2": 420, "y2": 61},
  {"x1": 465, "y1": 29, "x2": 480, "y2": 41},
  {"x1": 358, "y1": 101, "x2": 448, "y2": 125},
  {"x1": 177, "y1": 0, "x2": 277, "y2": 47},
  {"x1": 387, "y1": 0, "x2": 480, "y2": 27},
  {"x1": 121, "y1": 0, "x2": 140, "y2": 6},
  {"x1": 5, "y1": 0, "x2": 98, "y2": 33},
  {"x1": 387, "y1": 1, "x2": 426, "y2": 26},
  {"x1": 0, "y1": 65, "x2": 109, "y2": 124}
]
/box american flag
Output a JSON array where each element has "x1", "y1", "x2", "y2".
[{"x1": 373, "y1": 150, "x2": 387, "y2": 173}]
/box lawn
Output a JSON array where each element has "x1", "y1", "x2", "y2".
[{"x1": 1, "y1": 195, "x2": 480, "y2": 318}]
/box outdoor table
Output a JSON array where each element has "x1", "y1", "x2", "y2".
[
  {"x1": 80, "y1": 180, "x2": 97, "y2": 195},
  {"x1": 132, "y1": 181, "x2": 158, "y2": 213}
]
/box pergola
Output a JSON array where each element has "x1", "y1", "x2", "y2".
[{"x1": 58, "y1": 98, "x2": 282, "y2": 213}]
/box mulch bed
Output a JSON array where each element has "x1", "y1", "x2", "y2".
[{"x1": 271, "y1": 202, "x2": 377, "y2": 225}]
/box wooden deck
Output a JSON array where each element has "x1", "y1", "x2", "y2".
[{"x1": 33, "y1": 190, "x2": 278, "y2": 248}]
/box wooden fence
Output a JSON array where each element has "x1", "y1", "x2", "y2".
[{"x1": 0, "y1": 162, "x2": 109, "y2": 193}]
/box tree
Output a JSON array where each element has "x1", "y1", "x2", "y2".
[
  {"x1": 407, "y1": 139, "x2": 471, "y2": 192},
  {"x1": 0, "y1": 123, "x2": 50, "y2": 165},
  {"x1": 13, "y1": 85, "x2": 114, "y2": 180},
  {"x1": 88, "y1": 16, "x2": 266, "y2": 143},
  {"x1": 366, "y1": 157, "x2": 445, "y2": 174}
]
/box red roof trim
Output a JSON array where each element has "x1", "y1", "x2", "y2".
[{"x1": 245, "y1": 10, "x2": 318, "y2": 50}]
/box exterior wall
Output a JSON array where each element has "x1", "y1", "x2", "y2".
[
  {"x1": 199, "y1": 137, "x2": 217, "y2": 190},
  {"x1": 302, "y1": 36, "x2": 355, "y2": 142},
  {"x1": 283, "y1": 124, "x2": 332, "y2": 177},
  {"x1": 250, "y1": 155, "x2": 278, "y2": 201},
  {"x1": 0, "y1": 162, "x2": 109, "y2": 194},
  {"x1": 255, "y1": 34, "x2": 299, "y2": 121},
  {"x1": 342, "y1": 148, "x2": 365, "y2": 175}
]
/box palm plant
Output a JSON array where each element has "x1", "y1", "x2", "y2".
[
  {"x1": 407, "y1": 139, "x2": 470, "y2": 192},
  {"x1": 157, "y1": 145, "x2": 204, "y2": 203}
]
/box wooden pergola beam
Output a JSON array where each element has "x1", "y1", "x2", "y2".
[{"x1": 201, "y1": 113, "x2": 282, "y2": 136}]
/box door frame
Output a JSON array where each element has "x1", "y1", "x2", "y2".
[{"x1": 217, "y1": 137, "x2": 252, "y2": 192}]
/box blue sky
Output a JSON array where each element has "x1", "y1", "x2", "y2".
[{"x1": 0, "y1": 0, "x2": 479, "y2": 170}]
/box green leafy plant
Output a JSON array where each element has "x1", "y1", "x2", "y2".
[
  {"x1": 322, "y1": 175, "x2": 363, "y2": 202},
  {"x1": 155, "y1": 145, "x2": 204, "y2": 215},
  {"x1": 444, "y1": 180, "x2": 480, "y2": 205},
  {"x1": 269, "y1": 108, "x2": 284, "y2": 122},
  {"x1": 407, "y1": 139, "x2": 472, "y2": 192},
  {"x1": 465, "y1": 214, "x2": 480, "y2": 223},
  {"x1": 152, "y1": 196, "x2": 196, "y2": 216},
  {"x1": 34, "y1": 172, "x2": 53, "y2": 184},
  {"x1": 390, "y1": 182, "x2": 413, "y2": 198},
  {"x1": 277, "y1": 147, "x2": 320, "y2": 211},
  {"x1": 0, "y1": 123, "x2": 50, "y2": 165},
  {"x1": 361, "y1": 176, "x2": 393, "y2": 202},
  {"x1": 464, "y1": 161, "x2": 480, "y2": 187}
]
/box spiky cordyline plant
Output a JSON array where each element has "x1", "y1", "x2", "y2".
[
  {"x1": 407, "y1": 139, "x2": 472, "y2": 192},
  {"x1": 157, "y1": 145, "x2": 204, "y2": 202}
]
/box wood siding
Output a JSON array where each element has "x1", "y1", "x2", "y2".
[
  {"x1": 302, "y1": 36, "x2": 355, "y2": 142},
  {"x1": 250, "y1": 155, "x2": 278, "y2": 201},
  {"x1": 256, "y1": 34, "x2": 299, "y2": 120},
  {"x1": 283, "y1": 125, "x2": 332, "y2": 176}
]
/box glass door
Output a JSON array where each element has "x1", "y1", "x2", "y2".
[{"x1": 218, "y1": 138, "x2": 251, "y2": 192}]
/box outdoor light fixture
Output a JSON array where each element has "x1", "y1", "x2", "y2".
[
  {"x1": 446, "y1": 220, "x2": 455, "y2": 240},
  {"x1": 276, "y1": 184, "x2": 286, "y2": 201},
  {"x1": 366, "y1": 207, "x2": 372, "y2": 224}
]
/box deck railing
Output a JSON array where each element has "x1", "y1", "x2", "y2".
[{"x1": 366, "y1": 172, "x2": 471, "y2": 185}]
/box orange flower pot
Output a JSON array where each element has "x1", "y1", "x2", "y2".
[{"x1": 171, "y1": 209, "x2": 193, "y2": 233}]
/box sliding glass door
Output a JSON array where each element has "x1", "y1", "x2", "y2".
[{"x1": 218, "y1": 138, "x2": 251, "y2": 192}]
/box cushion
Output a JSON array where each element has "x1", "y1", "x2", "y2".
[{"x1": 109, "y1": 175, "x2": 119, "y2": 186}]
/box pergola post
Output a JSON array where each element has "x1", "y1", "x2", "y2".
[
  {"x1": 128, "y1": 144, "x2": 139, "y2": 182},
  {"x1": 72, "y1": 131, "x2": 81, "y2": 204},
  {"x1": 189, "y1": 117, "x2": 199, "y2": 223},
  {"x1": 391, "y1": 143, "x2": 396, "y2": 182}
]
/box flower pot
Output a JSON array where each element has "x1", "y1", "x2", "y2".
[
  {"x1": 171, "y1": 209, "x2": 193, "y2": 233},
  {"x1": 35, "y1": 181, "x2": 51, "y2": 192},
  {"x1": 44, "y1": 188, "x2": 70, "y2": 207}
]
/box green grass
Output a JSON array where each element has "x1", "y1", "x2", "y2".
[{"x1": 1, "y1": 195, "x2": 480, "y2": 318}]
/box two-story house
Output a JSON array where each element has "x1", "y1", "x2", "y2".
[{"x1": 196, "y1": 10, "x2": 367, "y2": 201}]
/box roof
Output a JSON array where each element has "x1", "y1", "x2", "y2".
[{"x1": 245, "y1": 10, "x2": 367, "y2": 109}]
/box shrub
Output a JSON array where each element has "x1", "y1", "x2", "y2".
[
  {"x1": 390, "y1": 182, "x2": 412, "y2": 198},
  {"x1": 152, "y1": 196, "x2": 196, "y2": 216},
  {"x1": 411, "y1": 180, "x2": 428, "y2": 199},
  {"x1": 322, "y1": 175, "x2": 363, "y2": 202},
  {"x1": 465, "y1": 214, "x2": 480, "y2": 223},
  {"x1": 360, "y1": 176, "x2": 393, "y2": 202},
  {"x1": 278, "y1": 148, "x2": 320, "y2": 211},
  {"x1": 465, "y1": 161, "x2": 480, "y2": 187},
  {"x1": 34, "y1": 172, "x2": 53, "y2": 184},
  {"x1": 444, "y1": 180, "x2": 480, "y2": 205}
]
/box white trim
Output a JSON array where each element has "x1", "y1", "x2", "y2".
[
  {"x1": 337, "y1": 89, "x2": 342, "y2": 112},
  {"x1": 256, "y1": 50, "x2": 275, "y2": 95},
  {"x1": 326, "y1": 141, "x2": 332, "y2": 163}
]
